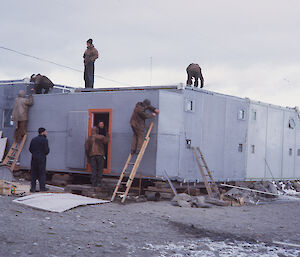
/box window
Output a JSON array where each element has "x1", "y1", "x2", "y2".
[
  {"x1": 185, "y1": 99, "x2": 195, "y2": 112},
  {"x1": 288, "y1": 119, "x2": 295, "y2": 129},
  {"x1": 2, "y1": 109, "x2": 13, "y2": 128},
  {"x1": 238, "y1": 144, "x2": 243, "y2": 152},
  {"x1": 289, "y1": 148, "x2": 293, "y2": 156},
  {"x1": 251, "y1": 110, "x2": 257, "y2": 121},
  {"x1": 251, "y1": 145, "x2": 255, "y2": 154},
  {"x1": 297, "y1": 149, "x2": 300, "y2": 156},
  {"x1": 238, "y1": 109, "x2": 246, "y2": 120}
]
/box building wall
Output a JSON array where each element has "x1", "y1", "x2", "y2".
[
  {"x1": 245, "y1": 103, "x2": 300, "y2": 180},
  {"x1": 19, "y1": 90, "x2": 159, "y2": 177},
  {"x1": 156, "y1": 89, "x2": 249, "y2": 182}
]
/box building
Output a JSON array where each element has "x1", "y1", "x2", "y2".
[{"x1": 1, "y1": 80, "x2": 300, "y2": 181}]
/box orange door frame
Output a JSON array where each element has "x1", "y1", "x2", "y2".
[{"x1": 88, "y1": 108, "x2": 112, "y2": 174}]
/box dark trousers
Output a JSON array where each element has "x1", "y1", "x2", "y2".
[
  {"x1": 84, "y1": 62, "x2": 95, "y2": 88},
  {"x1": 31, "y1": 157, "x2": 46, "y2": 191},
  {"x1": 131, "y1": 126, "x2": 144, "y2": 154},
  {"x1": 187, "y1": 73, "x2": 200, "y2": 87},
  {"x1": 90, "y1": 155, "x2": 104, "y2": 187}
]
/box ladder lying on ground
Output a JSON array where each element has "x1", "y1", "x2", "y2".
[
  {"x1": 111, "y1": 122, "x2": 154, "y2": 203},
  {"x1": 2, "y1": 135, "x2": 27, "y2": 172},
  {"x1": 192, "y1": 146, "x2": 220, "y2": 199}
]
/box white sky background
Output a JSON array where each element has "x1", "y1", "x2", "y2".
[{"x1": 0, "y1": 0, "x2": 299, "y2": 107}]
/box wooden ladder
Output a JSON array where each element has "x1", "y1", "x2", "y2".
[
  {"x1": 2, "y1": 135, "x2": 27, "y2": 172},
  {"x1": 192, "y1": 146, "x2": 220, "y2": 199},
  {"x1": 111, "y1": 122, "x2": 154, "y2": 203}
]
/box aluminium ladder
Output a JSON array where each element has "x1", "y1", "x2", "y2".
[
  {"x1": 192, "y1": 146, "x2": 220, "y2": 199},
  {"x1": 111, "y1": 122, "x2": 154, "y2": 203},
  {"x1": 2, "y1": 134, "x2": 27, "y2": 172}
]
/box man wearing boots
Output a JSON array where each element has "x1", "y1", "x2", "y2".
[
  {"x1": 83, "y1": 38, "x2": 99, "y2": 88},
  {"x1": 130, "y1": 99, "x2": 159, "y2": 155},
  {"x1": 29, "y1": 127, "x2": 50, "y2": 192},
  {"x1": 85, "y1": 127, "x2": 109, "y2": 187}
]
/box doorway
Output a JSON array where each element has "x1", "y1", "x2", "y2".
[{"x1": 88, "y1": 109, "x2": 112, "y2": 173}]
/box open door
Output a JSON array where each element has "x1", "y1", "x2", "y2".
[{"x1": 88, "y1": 109, "x2": 112, "y2": 173}]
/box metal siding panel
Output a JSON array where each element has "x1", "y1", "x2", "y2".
[
  {"x1": 265, "y1": 108, "x2": 284, "y2": 179},
  {"x1": 246, "y1": 104, "x2": 267, "y2": 179},
  {"x1": 295, "y1": 128, "x2": 300, "y2": 178},
  {"x1": 282, "y1": 111, "x2": 296, "y2": 178},
  {"x1": 156, "y1": 91, "x2": 183, "y2": 178},
  {"x1": 66, "y1": 111, "x2": 88, "y2": 169},
  {"x1": 223, "y1": 99, "x2": 248, "y2": 181}
]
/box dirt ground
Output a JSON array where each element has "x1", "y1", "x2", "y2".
[{"x1": 0, "y1": 195, "x2": 300, "y2": 257}]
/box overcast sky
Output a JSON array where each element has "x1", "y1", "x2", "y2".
[{"x1": 1, "y1": 0, "x2": 299, "y2": 107}]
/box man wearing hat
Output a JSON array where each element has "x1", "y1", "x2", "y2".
[
  {"x1": 83, "y1": 38, "x2": 99, "y2": 88},
  {"x1": 29, "y1": 127, "x2": 50, "y2": 192},
  {"x1": 130, "y1": 99, "x2": 159, "y2": 154}
]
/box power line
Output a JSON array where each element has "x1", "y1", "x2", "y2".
[{"x1": 0, "y1": 46, "x2": 134, "y2": 87}]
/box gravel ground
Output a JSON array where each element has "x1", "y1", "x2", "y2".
[{"x1": 0, "y1": 194, "x2": 300, "y2": 257}]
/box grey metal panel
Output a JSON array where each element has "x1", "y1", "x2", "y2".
[
  {"x1": 295, "y1": 126, "x2": 300, "y2": 178},
  {"x1": 223, "y1": 98, "x2": 248, "y2": 181},
  {"x1": 246, "y1": 104, "x2": 268, "y2": 179},
  {"x1": 264, "y1": 107, "x2": 284, "y2": 179},
  {"x1": 282, "y1": 110, "x2": 296, "y2": 179},
  {"x1": 66, "y1": 111, "x2": 88, "y2": 169},
  {"x1": 156, "y1": 91, "x2": 183, "y2": 178}
]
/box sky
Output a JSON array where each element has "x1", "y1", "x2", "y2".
[{"x1": 1, "y1": 0, "x2": 299, "y2": 107}]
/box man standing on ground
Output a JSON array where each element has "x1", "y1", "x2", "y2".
[
  {"x1": 83, "y1": 38, "x2": 99, "y2": 88},
  {"x1": 12, "y1": 90, "x2": 33, "y2": 143},
  {"x1": 130, "y1": 99, "x2": 159, "y2": 155},
  {"x1": 186, "y1": 63, "x2": 204, "y2": 88},
  {"x1": 85, "y1": 127, "x2": 109, "y2": 187},
  {"x1": 29, "y1": 127, "x2": 50, "y2": 192}
]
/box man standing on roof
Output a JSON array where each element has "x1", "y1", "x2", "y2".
[
  {"x1": 130, "y1": 99, "x2": 159, "y2": 155},
  {"x1": 12, "y1": 90, "x2": 33, "y2": 143},
  {"x1": 83, "y1": 38, "x2": 99, "y2": 88},
  {"x1": 30, "y1": 74, "x2": 54, "y2": 94},
  {"x1": 186, "y1": 63, "x2": 204, "y2": 88},
  {"x1": 85, "y1": 127, "x2": 109, "y2": 187}
]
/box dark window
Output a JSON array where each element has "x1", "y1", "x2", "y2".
[
  {"x1": 289, "y1": 148, "x2": 293, "y2": 156},
  {"x1": 2, "y1": 109, "x2": 13, "y2": 128},
  {"x1": 297, "y1": 149, "x2": 300, "y2": 156},
  {"x1": 251, "y1": 145, "x2": 255, "y2": 154},
  {"x1": 238, "y1": 144, "x2": 243, "y2": 152}
]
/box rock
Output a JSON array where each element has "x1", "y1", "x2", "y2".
[
  {"x1": 191, "y1": 196, "x2": 212, "y2": 208},
  {"x1": 292, "y1": 181, "x2": 300, "y2": 192},
  {"x1": 177, "y1": 199, "x2": 192, "y2": 208}
]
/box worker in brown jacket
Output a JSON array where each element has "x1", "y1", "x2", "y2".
[
  {"x1": 130, "y1": 99, "x2": 159, "y2": 154},
  {"x1": 85, "y1": 127, "x2": 109, "y2": 187},
  {"x1": 30, "y1": 74, "x2": 54, "y2": 94},
  {"x1": 83, "y1": 38, "x2": 99, "y2": 88},
  {"x1": 12, "y1": 90, "x2": 33, "y2": 143},
  {"x1": 186, "y1": 63, "x2": 204, "y2": 88}
]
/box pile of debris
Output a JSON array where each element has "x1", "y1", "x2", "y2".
[{"x1": 171, "y1": 181, "x2": 300, "y2": 208}]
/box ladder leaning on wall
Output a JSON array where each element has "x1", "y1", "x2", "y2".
[
  {"x1": 192, "y1": 146, "x2": 220, "y2": 199},
  {"x1": 111, "y1": 122, "x2": 154, "y2": 203},
  {"x1": 2, "y1": 135, "x2": 27, "y2": 172}
]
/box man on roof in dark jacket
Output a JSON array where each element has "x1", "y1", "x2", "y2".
[
  {"x1": 186, "y1": 63, "x2": 204, "y2": 88},
  {"x1": 29, "y1": 127, "x2": 50, "y2": 192},
  {"x1": 83, "y1": 38, "x2": 99, "y2": 88},
  {"x1": 130, "y1": 99, "x2": 159, "y2": 154},
  {"x1": 85, "y1": 127, "x2": 109, "y2": 187},
  {"x1": 30, "y1": 74, "x2": 54, "y2": 94}
]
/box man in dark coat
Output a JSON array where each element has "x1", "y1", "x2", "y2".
[
  {"x1": 30, "y1": 74, "x2": 54, "y2": 94},
  {"x1": 83, "y1": 38, "x2": 99, "y2": 88},
  {"x1": 12, "y1": 90, "x2": 33, "y2": 143},
  {"x1": 130, "y1": 99, "x2": 159, "y2": 154},
  {"x1": 29, "y1": 127, "x2": 50, "y2": 192},
  {"x1": 186, "y1": 63, "x2": 204, "y2": 88},
  {"x1": 85, "y1": 127, "x2": 109, "y2": 187}
]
